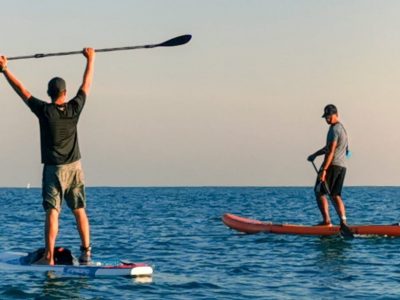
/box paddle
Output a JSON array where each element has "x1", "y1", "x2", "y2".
[
  {"x1": 311, "y1": 161, "x2": 354, "y2": 238},
  {"x1": 7, "y1": 34, "x2": 192, "y2": 60}
]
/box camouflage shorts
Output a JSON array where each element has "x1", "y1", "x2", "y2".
[{"x1": 42, "y1": 160, "x2": 86, "y2": 211}]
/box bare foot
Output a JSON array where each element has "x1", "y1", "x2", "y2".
[{"x1": 33, "y1": 256, "x2": 54, "y2": 266}]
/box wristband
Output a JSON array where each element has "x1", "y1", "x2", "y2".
[{"x1": 0, "y1": 65, "x2": 7, "y2": 73}]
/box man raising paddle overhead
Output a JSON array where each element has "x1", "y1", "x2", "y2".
[
  {"x1": 0, "y1": 48, "x2": 95, "y2": 265},
  {"x1": 307, "y1": 104, "x2": 350, "y2": 231}
]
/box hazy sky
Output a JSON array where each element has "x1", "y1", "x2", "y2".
[{"x1": 1, "y1": 0, "x2": 400, "y2": 187}]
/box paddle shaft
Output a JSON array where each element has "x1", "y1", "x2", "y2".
[{"x1": 7, "y1": 34, "x2": 192, "y2": 60}]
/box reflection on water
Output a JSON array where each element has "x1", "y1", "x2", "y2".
[
  {"x1": 312, "y1": 235, "x2": 354, "y2": 280},
  {"x1": 41, "y1": 276, "x2": 90, "y2": 299},
  {"x1": 40, "y1": 272, "x2": 153, "y2": 299},
  {"x1": 314, "y1": 236, "x2": 352, "y2": 264},
  {"x1": 315, "y1": 236, "x2": 352, "y2": 261},
  {"x1": 133, "y1": 276, "x2": 153, "y2": 284}
]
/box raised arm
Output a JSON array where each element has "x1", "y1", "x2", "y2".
[
  {"x1": 80, "y1": 48, "x2": 95, "y2": 95},
  {"x1": 0, "y1": 56, "x2": 32, "y2": 102}
]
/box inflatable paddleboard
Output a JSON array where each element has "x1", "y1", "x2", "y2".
[
  {"x1": 0, "y1": 250, "x2": 153, "y2": 277},
  {"x1": 223, "y1": 213, "x2": 400, "y2": 237}
]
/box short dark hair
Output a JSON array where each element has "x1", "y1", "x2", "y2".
[{"x1": 47, "y1": 77, "x2": 66, "y2": 99}]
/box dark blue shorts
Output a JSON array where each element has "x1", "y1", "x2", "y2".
[{"x1": 314, "y1": 165, "x2": 346, "y2": 197}]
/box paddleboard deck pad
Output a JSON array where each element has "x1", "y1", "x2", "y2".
[
  {"x1": 223, "y1": 213, "x2": 400, "y2": 237},
  {"x1": 0, "y1": 247, "x2": 153, "y2": 277}
]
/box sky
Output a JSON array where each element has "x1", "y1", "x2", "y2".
[{"x1": 1, "y1": 0, "x2": 400, "y2": 187}]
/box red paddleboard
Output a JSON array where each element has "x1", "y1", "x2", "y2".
[{"x1": 222, "y1": 213, "x2": 400, "y2": 236}]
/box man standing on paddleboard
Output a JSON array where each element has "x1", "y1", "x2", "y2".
[
  {"x1": 0, "y1": 48, "x2": 95, "y2": 265},
  {"x1": 307, "y1": 104, "x2": 350, "y2": 232}
]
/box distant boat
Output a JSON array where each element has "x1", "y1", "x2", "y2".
[{"x1": 26, "y1": 183, "x2": 31, "y2": 189}]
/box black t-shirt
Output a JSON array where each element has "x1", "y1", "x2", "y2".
[{"x1": 27, "y1": 90, "x2": 86, "y2": 165}]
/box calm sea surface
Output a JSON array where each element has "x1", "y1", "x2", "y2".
[{"x1": 1, "y1": 187, "x2": 400, "y2": 299}]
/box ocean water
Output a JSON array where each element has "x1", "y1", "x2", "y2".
[{"x1": 1, "y1": 186, "x2": 400, "y2": 299}]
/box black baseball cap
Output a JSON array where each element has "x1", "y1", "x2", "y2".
[
  {"x1": 47, "y1": 77, "x2": 66, "y2": 98},
  {"x1": 322, "y1": 104, "x2": 338, "y2": 118}
]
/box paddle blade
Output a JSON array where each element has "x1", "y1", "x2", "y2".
[
  {"x1": 340, "y1": 223, "x2": 354, "y2": 239},
  {"x1": 159, "y1": 35, "x2": 192, "y2": 47}
]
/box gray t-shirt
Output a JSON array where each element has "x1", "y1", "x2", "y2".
[{"x1": 326, "y1": 122, "x2": 348, "y2": 168}]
